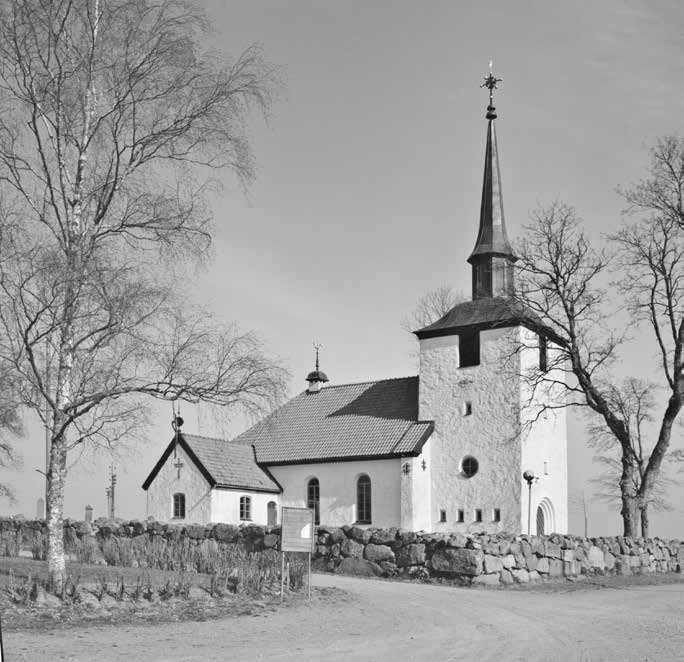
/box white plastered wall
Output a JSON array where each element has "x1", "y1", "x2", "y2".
[
  {"x1": 145, "y1": 445, "x2": 212, "y2": 523},
  {"x1": 418, "y1": 328, "x2": 523, "y2": 533},
  {"x1": 518, "y1": 327, "x2": 568, "y2": 534},
  {"x1": 269, "y1": 458, "x2": 401, "y2": 528},
  {"x1": 210, "y1": 489, "x2": 279, "y2": 526},
  {"x1": 400, "y1": 439, "x2": 432, "y2": 531}
]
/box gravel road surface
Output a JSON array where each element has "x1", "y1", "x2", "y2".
[{"x1": 5, "y1": 573, "x2": 683, "y2": 661}]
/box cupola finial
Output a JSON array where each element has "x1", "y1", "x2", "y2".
[{"x1": 306, "y1": 341, "x2": 329, "y2": 393}]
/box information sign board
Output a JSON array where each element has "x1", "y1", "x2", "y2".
[{"x1": 281, "y1": 507, "x2": 314, "y2": 553}]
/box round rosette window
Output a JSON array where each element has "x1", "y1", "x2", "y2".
[{"x1": 460, "y1": 455, "x2": 479, "y2": 478}]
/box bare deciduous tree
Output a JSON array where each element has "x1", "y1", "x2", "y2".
[
  {"x1": 586, "y1": 379, "x2": 682, "y2": 535},
  {"x1": 515, "y1": 138, "x2": 684, "y2": 536},
  {"x1": 402, "y1": 285, "x2": 465, "y2": 333},
  {"x1": 0, "y1": 0, "x2": 287, "y2": 588}
]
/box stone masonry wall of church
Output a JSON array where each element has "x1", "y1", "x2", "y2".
[{"x1": 419, "y1": 327, "x2": 522, "y2": 533}]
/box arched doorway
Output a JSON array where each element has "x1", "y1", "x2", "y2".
[
  {"x1": 267, "y1": 501, "x2": 277, "y2": 526},
  {"x1": 536, "y1": 497, "x2": 555, "y2": 535}
]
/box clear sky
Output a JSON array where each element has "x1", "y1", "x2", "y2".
[{"x1": 2, "y1": 0, "x2": 683, "y2": 537}]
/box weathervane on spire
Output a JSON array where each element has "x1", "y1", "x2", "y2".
[
  {"x1": 313, "y1": 341, "x2": 323, "y2": 371},
  {"x1": 480, "y1": 60, "x2": 501, "y2": 119}
]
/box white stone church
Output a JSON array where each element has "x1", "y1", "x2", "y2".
[{"x1": 142, "y1": 73, "x2": 568, "y2": 536}]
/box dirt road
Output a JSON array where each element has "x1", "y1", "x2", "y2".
[{"x1": 5, "y1": 573, "x2": 683, "y2": 661}]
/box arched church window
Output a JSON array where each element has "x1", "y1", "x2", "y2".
[
  {"x1": 173, "y1": 493, "x2": 185, "y2": 519},
  {"x1": 536, "y1": 505, "x2": 545, "y2": 535},
  {"x1": 267, "y1": 501, "x2": 277, "y2": 527},
  {"x1": 356, "y1": 474, "x2": 372, "y2": 524},
  {"x1": 460, "y1": 456, "x2": 479, "y2": 478},
  {"x1": 240, "y1": 496, "x2": 251, "y2": 521},
  {"x1": 307, "y1": 478, "x2": 320, "y2": 525}
]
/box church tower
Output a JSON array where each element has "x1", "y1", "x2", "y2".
[{"x1": 414, "y1": 66, "x2": 568, "y2": 535}]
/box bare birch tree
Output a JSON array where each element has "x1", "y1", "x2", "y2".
[
  {"x1": 0, "y1": 0, "x2": 287, "y2": 588},
  {"x1": 515, "y1": 137, "x2": 684, "y2": 536}
]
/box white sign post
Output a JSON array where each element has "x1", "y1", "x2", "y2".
[{"x1": 280, "y1": 507, "x2": 315, "y2": 600}]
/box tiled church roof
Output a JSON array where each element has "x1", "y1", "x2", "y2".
[
  {"x1": 232, "y1": 376, "x2": 433, "y2": 465},
  {"x1": 142, "y1": 434, "x2": 281, "y2": 493}
]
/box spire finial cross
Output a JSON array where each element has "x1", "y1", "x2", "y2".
[{"x1": 480, "y1": 60, "x2": 502, "y2": 119}]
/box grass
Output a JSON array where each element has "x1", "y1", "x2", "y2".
[
  {"x1": 0, "y1": 526, "x2": 307, "y2": 596},
  {"x1": 0, "y1": 546, "x2": 307, "y2": 599}
]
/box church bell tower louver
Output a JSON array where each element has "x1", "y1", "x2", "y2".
[{"x1": 467, "y1": 64, "x2": 517, "y2": 299}]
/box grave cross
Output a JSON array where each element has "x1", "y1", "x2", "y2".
[{"x1": 174, "y1": 458, "x2": 184, "y2": 479}]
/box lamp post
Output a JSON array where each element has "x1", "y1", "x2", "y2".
[{"x1": 523, "y1": 470, "x2": 536, "y2": 535}]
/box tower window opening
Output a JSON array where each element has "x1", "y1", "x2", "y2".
[
  {"x1": 493, "y1": 508, "x2": 501, "y2": 522},
  {"x1": 459, "y1": 332, "x2": 480, "y2": 368},
  {"x1": 474, "y1": 509, "x2": 483, "y2": 523},
  {"x1": 457, "y1": 509, "x2": 465, "y2": 523},
  {"x1": 463, "y1": 401, "x2": 473, "y2": 416},
  {"x1": 439, "y1": 509, "x2": 447, "y2": 523},
  {"x1": 539, "y1": 335, "x2": 548, "y2": 372}
]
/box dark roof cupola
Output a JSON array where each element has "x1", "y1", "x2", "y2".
[
  {"x1": 467, "y1": 64, "x2": 517, "y2": 300},
  {"x1": 306, "y1": 343, "x2": 329, "y2": 393}
]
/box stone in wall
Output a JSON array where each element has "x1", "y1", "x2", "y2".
[
  {"x1": 364, "y1": 544, "x2": 395, "y2": 564},
  {"x1": 395, "y1": 543, "x2": 426, "y2": 567},
  {"x1": 336, "y1": 557, "x2": 383, "y2": 577},
  {"x1": 341, "y1": 538, "x2": 364, "y2": 559},
  {"x1": 370, "y1": 528, "x2": 397, "y2": 545},
  {"x1": 430, "y1": 548, "x2": 483, "y2": 576}
]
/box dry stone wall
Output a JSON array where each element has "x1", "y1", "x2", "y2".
[
  {"x1": 312, "y1": 526, "x2": 681, "y2": 584},
  {"x1": 0, "y1": 517, "x2": 680, "y2": 585}
]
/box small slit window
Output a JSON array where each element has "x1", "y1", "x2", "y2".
[
  {"x1": 539, "y1": 335, "x2": 548, "y2": 372},
  {"x1": 463, "y1": 401, "x2": 472, "y2": 416},
  {"x1": 439, "y1": 509, "x2": 447, "y2": 523},
  {"x1": 457, "y1": 509, "x2": 464, "y2": 523},
  {"x1": 474, "y1": 509, "x2": 483, "y2": 523},
  {"x1": 459, "y1": 332, "x2": 480, "y2": 368},
  {"x1": 240, "y1": 496, "x2": 251, "y2": 521},
  {"x1": 493, "y1": 508, "x2": 501, "y2": 522},
  {"x1": 173, "y1": 493, "x2": 185, "y2": 519}
]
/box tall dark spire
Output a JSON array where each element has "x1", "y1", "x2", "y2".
[{"x1": 467, "y1": 63, "x2": 516, "y2": 300}]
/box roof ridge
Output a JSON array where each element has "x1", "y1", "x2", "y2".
[
  {"x1": 301, "y1": 375, "x2": 419, "y2": 391},
  {"x1": 182, "y1": 432, "x2": 228, "y2": 443}
]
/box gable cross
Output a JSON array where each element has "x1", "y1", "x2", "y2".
[{"x1": 174, "y1": 458, "x2": 184, "y2": 479}]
